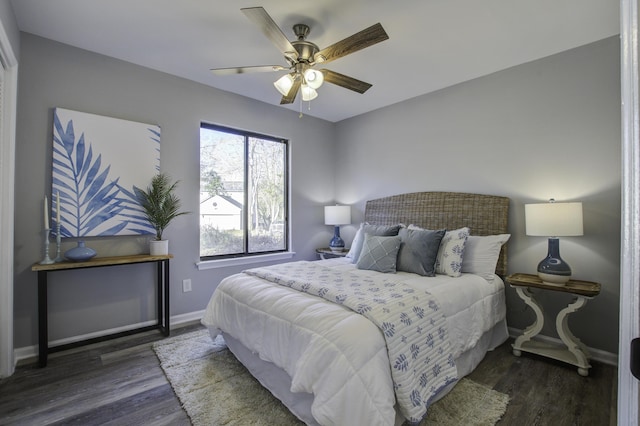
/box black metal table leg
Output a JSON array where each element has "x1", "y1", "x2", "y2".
[
  {"x1": 156, "y1": 260, "x2": 163, "y2": 331},
  {"x1": 37, "y1": 271, "x2": 48, "y2": 367},
  {"x1": 163, "y1": 259, "x2": 170, "y2": 336}
]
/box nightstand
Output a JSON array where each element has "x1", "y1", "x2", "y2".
[
  {"x1": 316, "y1": 248, "x2": 349, "y2": 260},
  {"x1": 506, "y1": 273, "x2": 601, "y2": 376}
]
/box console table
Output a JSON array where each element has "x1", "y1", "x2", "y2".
[
  {"x1": 31, "y1": 254, "x2": 172, "y2": 367},
  {"x1": 506, "y1": 273, "x2": 600, "y2": 376}
]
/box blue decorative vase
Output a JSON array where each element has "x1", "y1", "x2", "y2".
[{"x1": 64, "y1": 241, "x2": 97, "y2": 262}]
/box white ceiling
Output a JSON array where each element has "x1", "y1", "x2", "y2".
[{"x1": 10, "y1": 0, "x2": 619, "y2": 122}]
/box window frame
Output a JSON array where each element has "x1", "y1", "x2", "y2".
[{"x1": 198, "y1": 122, "x2": 290, "y2": 262}]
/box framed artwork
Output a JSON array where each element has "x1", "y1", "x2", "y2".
[{"x1": 52, "y1": 108, "x2": 160, "y2": 237}]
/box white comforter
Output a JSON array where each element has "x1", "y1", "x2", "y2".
[{"x1": 201, "y1": 258, "x2": 506, "y2": 426}]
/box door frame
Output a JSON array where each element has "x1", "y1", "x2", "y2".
[
  {"x1": 0, "y1": 14, "x2": 17, "y2": 378},
  {"x1": 619, "y1": 0, "x2": 639, "y2": 423}
]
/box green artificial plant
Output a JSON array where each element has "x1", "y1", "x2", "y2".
[{"x1": 134, "y1": 173, "x2": 190, "y2": 240}]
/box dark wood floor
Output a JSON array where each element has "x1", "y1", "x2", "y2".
[
  {"x1": 0, "y1": 323, "x2": 617, "y2": 425},
  {"x1": 468, "y1": 342, "x2": 617, "y2": 426}
]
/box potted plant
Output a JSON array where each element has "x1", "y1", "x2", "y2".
[{"x1": 134, "y1": 172, "x2": 190, "y2": 255}]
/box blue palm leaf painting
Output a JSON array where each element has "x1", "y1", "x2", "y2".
[{"x1": 52, "y1": 108, "x2": 160, "y2": 237}]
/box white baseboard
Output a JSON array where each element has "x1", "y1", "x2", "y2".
[
  {"x1": 507, "y1": 326, "x2": 618, "y2": 367},
  {"x1": 171, "y1": 309, "x2": 205, "y2": 326},
  {"x1": 14, "y1": 309, "x2": 206, "y2": 365}
]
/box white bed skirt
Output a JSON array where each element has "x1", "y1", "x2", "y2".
[{"x1": 210, "y1": 318, "x2": 508, "y2": 426}]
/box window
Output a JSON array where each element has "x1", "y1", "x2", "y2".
[{"x1": 200, "y1": 123, "x2": 288, "y2": 260}]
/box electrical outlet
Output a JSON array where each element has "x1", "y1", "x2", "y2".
[{"x1": 182, "y1": 279, "x2": 192, "y2": 292}]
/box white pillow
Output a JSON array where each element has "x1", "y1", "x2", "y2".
[
  {"x1": 345, "y1": 223, "x2": 364, "y2": 260},
  {"x1": 409, "y1": 225, "x2": 470, "y2": 277},
  {"x1": 461, "y1": 234, "x2": 511, "y2": 279}
]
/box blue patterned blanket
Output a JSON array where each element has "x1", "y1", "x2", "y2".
[{"x1": 244, "y1": 261, "x2": 458, "y2": 423}]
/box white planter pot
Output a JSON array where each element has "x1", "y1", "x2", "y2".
[{"x1": 150, "y1": 239, "x2": 169, "y2": 255}]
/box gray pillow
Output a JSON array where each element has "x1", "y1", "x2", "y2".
[
  {"x1": 396, "y1": 227, "x2": 446, "y2": 277},
  {"x1": 350, "y1": 223, "x2": 401, "y2": 264},
  {"x1": 356, "y1": 234, "x2": 402, "y2": 273}
]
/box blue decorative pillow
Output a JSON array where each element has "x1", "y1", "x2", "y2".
[
  {"x1": 348, "y1": 223, "x2": 401, "y2": 264},
  {"x1": 356, "y1": 234, "x2": 402, "y2": 273},
  {"x1": 397, "y1": 227, "x2": 446, "y2": 277}
]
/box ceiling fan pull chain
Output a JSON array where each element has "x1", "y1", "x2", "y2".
[{"x1": 299, "y1": 96, "x2": 303, "y2": 118}]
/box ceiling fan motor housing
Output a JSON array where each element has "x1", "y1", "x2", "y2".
[{"x1": 291, "y1": 24, "x2": 319, "y2": 63}]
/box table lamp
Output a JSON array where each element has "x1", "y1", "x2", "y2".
[
  {"x1": 324, "y1": 205, "x2": 351, "y2": 252},
  {"x1": 525, "y1": 199, "x2": 583, "y2": 285}
]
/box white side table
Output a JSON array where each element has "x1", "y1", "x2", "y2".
[{"x1": 506, "y1": 273, "x2": 601, "y2": 377}]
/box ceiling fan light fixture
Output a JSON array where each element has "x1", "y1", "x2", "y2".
[
  {"x1": 301, "y1": 85, "x2": 318, "y2": 101},
  {"x1": 217, "y1": 8, "x2": 390, "y2": 108},
  {"x1": 274, "y1": 74, "x2": 295, "y2": 96},
  {"x1": 304, "y1": 69, "x2": 324, "y2": 89}
]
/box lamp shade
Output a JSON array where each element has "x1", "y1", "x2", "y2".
[
  {"x1": 274, "y1": 74, "x2": 295, "y2": 96},
  {"x1": 301, "y1": 85, "x2": 318, "y2": 101},
  {"x1": 525, "y1": 202, "x2": 583, "y2": 237},
  {"x1": 304, "y1": 69, "x2": 324, "y2": 89},
  {"x1": 324, "y1": 205, "x2": 351, "y2": 225}
]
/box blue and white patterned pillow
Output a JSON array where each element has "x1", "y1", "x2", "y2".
[
  {"x1": 356, "y1": 234, "x2": 402, "y2": 273},
  {"x1": 434, "y1": 227, "x2": 470, "y2": 277}
]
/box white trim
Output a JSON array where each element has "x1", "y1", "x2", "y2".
[
  {"x1": 171, "y1": 309, "x2": 205, "y2": 325},
  {"x1": 0, "y1": 13, "x2": 18, "y2": 378},
  {"x1": 196, "y1": 251, "x2": 295, "y2": 270},
  {"x1": 619, "y1": 0, "x2": 640, "y2": 423},
  {"x1": 508, "y1": 327, "x2": 618, "y2": 367},
  {"x1": 14, "y1": 310, "x2": 206, "y2": 364}
]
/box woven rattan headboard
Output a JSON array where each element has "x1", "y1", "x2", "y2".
[{"x1": 364, "y1": 191, "x2": 510, "y2": 276}]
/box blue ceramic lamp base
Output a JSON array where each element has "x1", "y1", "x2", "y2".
[
  {"x1": 329, "y1": 226, "x2": 345, "y2": 252},
  {"x1": 537, "y1": 237, "x2": 572, "y2": 286}
]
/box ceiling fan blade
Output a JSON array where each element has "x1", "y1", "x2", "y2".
[
  {"x1": 241, "y1": 7, "x2": 297, "y2": 57},
  {"x1": 280, "y1": 78, "x2": 302, "y2": 104},
  {"x1": 321, "y1": 69, "x2": 372, "y2": 94},
  {"x1": 315, "y1": 23, "x2": 389, "y2": 64},
  {"x1": 211, "y1": 65, "x2": 287, "y2": 75}
]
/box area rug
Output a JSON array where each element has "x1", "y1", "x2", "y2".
[{"x1": 153, "y1": 329, "x2": 509, "y2": 426}]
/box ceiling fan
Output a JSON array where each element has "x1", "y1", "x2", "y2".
[{"x1": 211, "y1": 7, "x2": 389, "y2": 105}]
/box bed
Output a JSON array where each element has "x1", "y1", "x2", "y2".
[{"x1": 202, "y1": 191, "x2": 510, "y2": 426}]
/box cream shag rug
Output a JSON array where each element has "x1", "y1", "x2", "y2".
[{"x1": 153, "y1": 329, "x2": 509, "y2": 426}]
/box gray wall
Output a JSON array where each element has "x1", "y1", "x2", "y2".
[
  {"x1": 334, "y1": 37, "x2": 621, "y2": 354},
  {"x1": 13, "y1": 32, "x2": 621, "y2": 355},
  {"x1": 13, "y1": 33, "x2": 336, "y2": 347}
]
